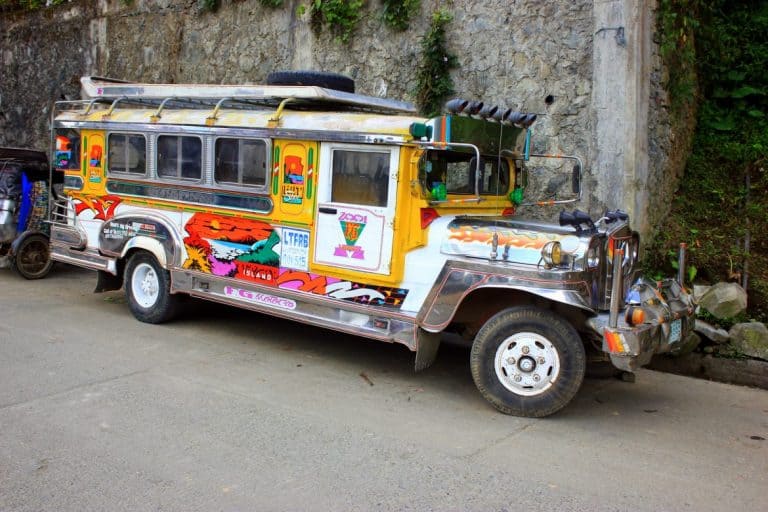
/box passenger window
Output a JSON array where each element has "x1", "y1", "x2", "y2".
[
  {"x1": 214, "y1": 138, "x2": 267, "y2": 187},
  {"x1": 331, "y1": 149, "x2": 389, "y2": 207},
  {"x1": 157, "y1": 135, "x2": 202, "y2": 180},
  {"x1": 108, "y1": 133, "x2": 146, "y2": 175}
]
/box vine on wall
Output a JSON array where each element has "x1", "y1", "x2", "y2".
[
  {"x1": 305, "y1": 0, "x2": 364, "y2": 44},
  {"x1": 414, "y1": 10, "x2": 458, "y2": 117},
  {"x1": 381, "y1": 0, "x2": 420, "y2": 31}
]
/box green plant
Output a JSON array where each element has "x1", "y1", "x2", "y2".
[
  {"x1": 381, "y1": 0, "x2": 419, "y2": 31},
  {"x1": 198, "y1": 0, "x2": 218, "y2": 13},
  {"x1": 657, "y1": 0, "x2": 700, "y2": 113},
  {"x1": 308, "y1": 0, "x2": 364, "y2": 44},
  {"x1": 414, "y1": 10, "x2": 458, "y2": 117},
  {"x1": 649, "y1": 0, "x2": 768, "y2": 322},
  {"x1": 260, "y1": 0, "x2": 283, "y2": 7}
]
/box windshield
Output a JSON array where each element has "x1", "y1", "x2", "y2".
[{"x1": 419, "y1": 150, "x2": 509, "y2": 199}]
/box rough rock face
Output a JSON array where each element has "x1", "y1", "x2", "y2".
[
  {"x1": 0, "y1": 0, "x2": 696, "y2": 239},
  {"x1": 728, "y1": 323, "x2": 768, "y2": 361},
  {"x1": 698, "y1": 282, "x2": 748, "y2": 319}
]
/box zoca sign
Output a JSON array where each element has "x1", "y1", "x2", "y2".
[
  {"x1": 280, "y1": 227, "x2": 310, "y2": 272},
  {"x1": 339, "y1": 212, "x2": 367, "y2": 224}
]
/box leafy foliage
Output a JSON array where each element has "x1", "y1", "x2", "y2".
[
  {"x1": 308, "y1": 0, "x2": 364, "y2": 44},
  {"x1": 0, "y1": 0, "x2": 67, "y2": 10},
  {"x1": 197, "y1": 0, "x2": 218, "y2": 13},
  {"x1": 414, "y1": 10, "x2": 458, "y2": 117},
  {"x1": 260, "y1": 0, "x2": 283, "y2": 6},
  {"x1": 381, "y1": 0, "x2": 419, "y2": 31},
  {"x1": 647, "y1": 0, "x2": 768, "y2": 321},
  {"x1": 657, "y1": 0, "x2": 699, "y2": 113}
]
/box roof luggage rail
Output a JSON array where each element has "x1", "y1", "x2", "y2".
[{"x1": 79, "y1": 76, "x2": 417, "y2": 115}]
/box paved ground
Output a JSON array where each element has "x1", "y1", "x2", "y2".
[{"x1": 1, "y1": 265, "x2": 767, "y2": 512}]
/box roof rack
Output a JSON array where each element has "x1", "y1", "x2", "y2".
[{"x1": 80, "y1": 76, "x2": 417, "y2": 115}]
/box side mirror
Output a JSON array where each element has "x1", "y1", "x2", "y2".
[{"x1": 571, "y1": 162, "x2": 581, "y2": 195}]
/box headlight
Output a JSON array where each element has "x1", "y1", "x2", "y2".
[{"x1": 541, "y1": 241, "x2": 562, "y2": 267}]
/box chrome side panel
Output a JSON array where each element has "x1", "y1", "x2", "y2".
[
  {"x1": 418, "y1": 260, "x2": 594, "y2": 332},
  {"x1": 98, "y1": 211, "x2": 184, "y2": 268},
  {"x1": 171, "y1": 269, "x2": 419, "y2": 350}
]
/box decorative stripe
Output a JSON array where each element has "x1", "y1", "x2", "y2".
[{"x1": 106, "y1": 179, "x2": 273, "y2": 213}]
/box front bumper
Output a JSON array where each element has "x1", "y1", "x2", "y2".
[{"x1": 588, "y1": 278, "x2": 696, "y2": 372}]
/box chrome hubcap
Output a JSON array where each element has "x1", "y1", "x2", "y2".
[{"x1": 494, "y1": 332, "x2": 561, "y2": 396}]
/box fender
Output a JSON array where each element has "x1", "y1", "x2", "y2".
[
  {"x1": 98, "y1": 212, "x2": 182, "y2": 269},
  {"x1": 418, "y1": 263, "x2": 595, "y2": 333},
  {"x1": 9, "y1": 229, "x2": 47, "y2": 256}
]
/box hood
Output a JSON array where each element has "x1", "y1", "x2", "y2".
[{"x1": 440, "y1": 216, "x2": 590, "y2": 265}]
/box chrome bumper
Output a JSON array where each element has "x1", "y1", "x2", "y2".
[{"x1": 588, "y1": 278, "x2": 696, "y2": 372}]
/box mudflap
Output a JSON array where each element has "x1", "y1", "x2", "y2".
[
  {"x1": 415, "y1": 329, "x2": 441, "y2": 372},
  {"x1": 94, "y1": 269, "x2": 122, "y2": 293}
]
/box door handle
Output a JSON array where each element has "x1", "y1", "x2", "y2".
[{"x1": 319, "y1": 207, "x2": 337, "y2": 215}]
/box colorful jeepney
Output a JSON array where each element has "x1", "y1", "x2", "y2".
[{"x1": 49, "y1": 73, "x2": 695, "y2": 417}]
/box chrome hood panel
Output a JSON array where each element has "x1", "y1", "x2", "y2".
[{"x1": 440, "y1": 216, "x2": 589, "y2": 265}]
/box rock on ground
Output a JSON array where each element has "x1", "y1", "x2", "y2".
[
  {"x1": 694, "y1": 319, "x2": 730, "y2": 344},
  {"x1": 729, "y1": 322, "x2": 768, "y2": 361},
  {"x1": 698, "y1": 282, "x2": 747, "y2": 319}
]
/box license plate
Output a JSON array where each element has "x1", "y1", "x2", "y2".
[{"x1": 670, "y1": 319, "x2": 682, "y2": 343}]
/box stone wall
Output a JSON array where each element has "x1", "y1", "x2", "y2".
[{"x1": 0, "y1": 0, "x2": 696, "y2": 240}]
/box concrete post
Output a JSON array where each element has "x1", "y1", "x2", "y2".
[{"x1": 592, "y1": 0, "x2": 653, "y2": 238}]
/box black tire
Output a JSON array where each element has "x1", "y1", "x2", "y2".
[
  {"x1": 266, "y1": 70, "x2": 355, "y2": 93},
  {"x1": 470, "y1": 306, "x2": 586, "y2": 417},
  {"x1": 11, "y1": 233, "x2": 53, "y2": 280},
  {"x1": 124, "y1": 251, "x2": 180, "y2": 324}
]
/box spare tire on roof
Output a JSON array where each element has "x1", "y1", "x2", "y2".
[{"x1": 266, "y1": 70, "x2": 355, "y2": 94}]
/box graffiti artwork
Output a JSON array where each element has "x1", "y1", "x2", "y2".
[
  {"x1": 276, "y1": 269, "x2": 407, "y2": 307},
  {"x1": 443, "y1": 223, "x2": 577, "y2": 265},
  {"x1": 183, "y1": 213, "x2": 280, "y2": 286},
  {"x1": 73, "y1": 194, "x2": 122, "y2": 220}
]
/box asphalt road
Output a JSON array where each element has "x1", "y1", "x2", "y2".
[{"x1": 1, "y1": 265, "x2": 766, "y2": 512}]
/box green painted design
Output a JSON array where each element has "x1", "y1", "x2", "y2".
[
  {"x1": 236, "y1": 230, "x2": 280, "y2": 266},
  {"x1": 272, "y1": 145, "x2": 280, "y2": 195},
  {"x1": 307, "y1": 147, "x2": 314, "y2": 200}
]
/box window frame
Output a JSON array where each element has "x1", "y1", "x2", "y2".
[
  {"x1": 212, "y1": 136, "x2": 270, "y2": 191},
  {"x1": 106, "y1": 132, "x2": 148, "y2": 177},
  {"x1": 156, "y1": 134, "x2": 204, "y2": 182}
]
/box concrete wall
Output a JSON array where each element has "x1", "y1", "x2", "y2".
[{"x1": 0, "y1": 0, "x2": 695, "y2": 240}]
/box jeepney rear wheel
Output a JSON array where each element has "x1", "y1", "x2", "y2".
[
  {"x1": 470, "y1": 306, "x2": 586, "y2": 417},
  {"x1": 125, "y1": 251, "x2": 180, "y2": 324},
  {"x1": 11, "y1": 233, "x2": 53, "y2": 280}
]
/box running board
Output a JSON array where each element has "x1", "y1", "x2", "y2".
[{"x1": 171, "y1": 269, "x2": 419, "y2": 350}]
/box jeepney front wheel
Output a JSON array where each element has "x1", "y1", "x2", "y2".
[
  {"x1": 470, "y1": 306, "x2": 586, "y2": 417},
  {"x1": 125, "y1": 251, "x2": 180, "y2": 324}
]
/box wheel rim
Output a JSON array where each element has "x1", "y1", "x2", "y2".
[
  {"x1": 131, "y1": 262, "x2": 160, "y2": 308},
  {"x1": 494, "y1": 332, "x2": 561, "y2": 397},
  {"x1": 18, "y1": 239, "x2": 50, "y2": 276}
]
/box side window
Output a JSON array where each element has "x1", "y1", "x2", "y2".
[
  {"x1": 331, "y1": 149, "x2": 389, "y2": 207},
  {"x1": 420, "y1": 150, "x2": 510, "y2": 197},
  {"x1": 157, "y1": 135, "x2": 202, "y2": 180},
  {"x1": 214, "y1": 138, "x2": 267, "y2": 187},
  {"x1": 108, "y1": 133, "x2": 146, "y2": 175},
  {"x1": 54, "y1": 129, "x2": 80, "y2": 170}
]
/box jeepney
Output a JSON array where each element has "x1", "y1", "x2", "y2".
[{"x1": 49, "y1": 72, "x2": 695, "y2": 417}]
